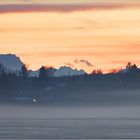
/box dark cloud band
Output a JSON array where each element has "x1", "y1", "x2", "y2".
[
  {"x1": 74, "y1": 59, "x2": 94, "y2": 67},
  {"x1": 0, "y1": 3, "x2": 139, "y2": 13}
]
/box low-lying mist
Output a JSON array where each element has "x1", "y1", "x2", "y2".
[{"x1": 0, "y1": 104, "x2": 140, "y2": 119}]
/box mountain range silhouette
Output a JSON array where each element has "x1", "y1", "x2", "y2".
[{"x1": 0, "y1": 54, "x2": 140, "y2": 106}]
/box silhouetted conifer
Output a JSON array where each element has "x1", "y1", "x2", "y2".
[{"x1": 21, "y1": 64, "x2": 28, "y2": 78}]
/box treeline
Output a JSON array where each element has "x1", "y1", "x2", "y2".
[{"x1": 0, "y1": 63, "x2": 140, "y2": 104}]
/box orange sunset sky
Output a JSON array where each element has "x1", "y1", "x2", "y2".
[{"x1": 0, "y1": 0, "x2": 140, "y2": 73}]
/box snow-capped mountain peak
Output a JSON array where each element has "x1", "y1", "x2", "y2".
[
  {"x1": 0, "y1": 54, "x2": 23, "y2": 72},
  {"x1": 0, "y1": 54, "x2": 86, "y2": 77},
  {"x1": 53, "y1": 66, "x2": 86, "y2": 77}
]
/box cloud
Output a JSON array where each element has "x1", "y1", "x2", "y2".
[
  {"x1": 64, "y1": 62, "x2": 75, "y2": 68},
  {"x1": 74, "y1": 59, "x2": 94, "y2": 67},
  {"x1": 108, "y1": 68, "x2": 123, "y2": 74},
  {"x1": 0, "y1": 3, "x2": 139, "y2": 13}
]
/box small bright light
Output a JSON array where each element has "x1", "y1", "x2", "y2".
[{"x1": 33, "y1": 98, "x2": 36, "y2": 102}]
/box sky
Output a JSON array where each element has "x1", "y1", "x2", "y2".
[{"x1": 0, "y1": 0, "x2": 140, "y2": 73}]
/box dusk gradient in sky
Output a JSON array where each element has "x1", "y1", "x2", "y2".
[{"x1": 0, "y1": 0, "x2": 140, "y2": 72}]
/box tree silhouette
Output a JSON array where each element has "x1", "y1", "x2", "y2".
[
  {"x1": 39, "y1": 66, "x2": 55, "y2": 79},
  {"x1": 91, "y1": 69, "x2": 103, "y2": 75},
  {"x1": 126, "y1": 62, "x2": 132, "y2": 69},
  {"x1": 45, "y1": 66, "x2": 55, "y2": 77},
  {"x1": 39, "y1": 66, "x2": 47, "y2": 79},
  {"x1": 21, "y1": 64, "x2": 28, "y2": 78},
  {"x1": 125, "y1": 62, "x2": 139, "y2": 73}
]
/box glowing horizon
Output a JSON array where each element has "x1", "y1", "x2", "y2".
[{"x1": 0, "y1": 0, "x2": 140, "y2": 73}]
